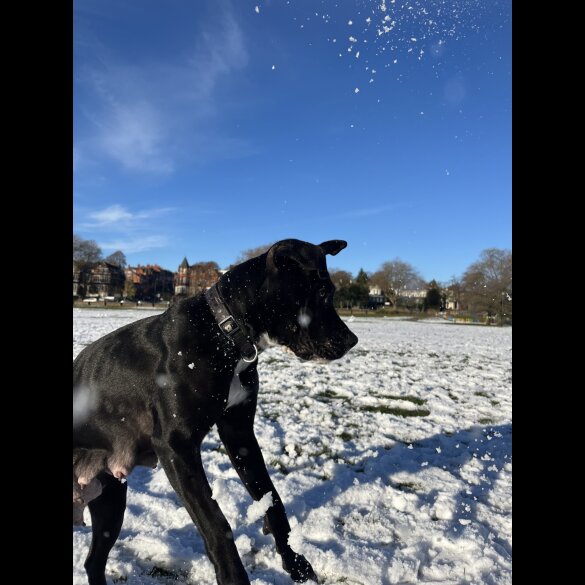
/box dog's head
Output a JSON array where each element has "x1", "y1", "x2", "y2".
[{"x1": 260, "y1": 239, "x2": 358, "y2": 361}]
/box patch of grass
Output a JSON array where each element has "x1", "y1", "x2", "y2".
[
  {"x1": 474, "y1": 391, "x2": 489, "y2": 398},
  {"x1": 448, "y1": 392, "x2": 459, "y2": 402},
  {"x1": 269, "y1": 459, "x2": 290, "y2": 475},
  {"x1": 490, "y1": 400, "x2": 500, "y2": 406},
  {"x1": 394, "y1": 481, "x2": 424, "y2": 493},
  {"x1": 428, "y1": 352, "x2": 440, "y2": 358},
  {"x1": 379, "y1": 394, "x2": 427, "y2": 405},
  {"x1": 147, "y1": 566, "x2": 189, "y2": 581},
  {"x1": 340, "y1": 431, "x2": 353, "y2": 442},
  {"x1": 316, "y1": 389, "x2": 349, "y2": 402},
  {"x1": 360, "y1": 405, "x2": 430, "y2": 417},
  {"x1": 478, "y1": 417, "x2": 495, "y2": 425}
]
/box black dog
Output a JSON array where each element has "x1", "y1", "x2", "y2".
[{"x1": 73, "y1": 238, "x2": 358, "y2": 585}]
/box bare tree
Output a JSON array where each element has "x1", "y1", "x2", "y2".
[
  {"x1": 104, "y1": 250, "x2": 127, "y2": 268},
  {"x1": 231, "y1": 242, "x2": 275, "y2": 268},
  {"x1": 73, "y1": 234, "x2": 102, "y2": 265},
  {"x1": 328, "y1": 269, "x2": 355, "y2": 309},
  {"x1": 370, "y1": 259, "x2": 425, "y2": 307},
  {"x1": 461, "y1": 248, "x2": 512, "y2": 325},
  {"x1": 329, "y1": 269, "x2": 353, "y2": 289},
  {"x1": 188, "y1": 261, "x2": 221, "y2": 294}
]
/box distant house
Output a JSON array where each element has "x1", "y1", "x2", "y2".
[
  {"x1": 443, "y1": 285, "x2": 464, "y2": 311},
  {"x1": 174, "y1": 258, "x2": 222, "y2": 296},
  {"x1": 125, "y1": 264, "x2": 174, "y2": 301},
  {"x1": 368, "y1": 286, "x2": 387, "y2": 308},
  {"x1": 83, "y1": 262, "x2": 125, "y2": 298},
  {"x1": 174, "y1": 257, "x2": 190, "y2": 296},
  {"x1": 396, "y1": 289, "x2": 426, "y2": 310},
  {"x1": 399, "y1": 289, "x2": 427, "y2": 301}
]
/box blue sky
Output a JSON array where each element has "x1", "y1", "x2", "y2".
[{"x1": 73, "y1": 0, "x2": 511, "y2": 283}]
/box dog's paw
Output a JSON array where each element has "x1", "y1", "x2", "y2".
[{"x1": 282, "y1": 552, "x2": 319, "y2": 583}]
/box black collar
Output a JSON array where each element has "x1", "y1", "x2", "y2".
[{"x1": 204, "y1": 284, "x2": 258, "y2": 362}]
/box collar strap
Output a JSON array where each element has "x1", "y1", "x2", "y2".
[{"x1": 205, "y1": 284, "x2": 258, "y2": 363}]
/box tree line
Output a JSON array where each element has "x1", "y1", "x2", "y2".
[
  {"x1": 332, "y1": 250, "x2": 512, "y2": 325},
  {"x1": 74, "y1": 235, "x2": 511, "y2": 324},
  {"x1": 231, "y1": 242, "x2": 512, "y2": 324}
]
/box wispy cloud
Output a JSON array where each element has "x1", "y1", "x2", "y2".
[
  {"x1": 75, "y1": 2, "x2": 251, "y2": 175},
  {"x1": 76, "y1": 205, "x2": 175, "y2": 256},
  {"x1": 98, "y1": 235, "x2": 169, "y2": 254},
  {"x1": 82, "y1": 204, "x2": 174, "y2": 229}
]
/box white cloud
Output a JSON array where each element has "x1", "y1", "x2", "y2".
[
  {"x1": 76, "y1": 2, "x2": 251, "y2": 174},
  {"x1": 98, "y1": 101, "x2": 173, "y2": 174},
  {"x1": 90, "y1": 204, "x2": 133, "y2": 224},
  {"x1": 98, "y1": 235, "x2": 168, "y2": 253},
  {"x1": 82, "y1": 205, "x2": 174, "y2": 229}
]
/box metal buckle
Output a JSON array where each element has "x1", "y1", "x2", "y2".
[{"x1": 218, "y1": 315, "x2": 239, "y2": 336}]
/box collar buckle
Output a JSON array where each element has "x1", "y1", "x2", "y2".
[{"x1": 218, "y1": 315, "x2": 240, "y2": 337}]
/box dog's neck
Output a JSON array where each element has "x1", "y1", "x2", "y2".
[{"x1": 215, "y1": 256, "x2": 268, "y2": 343}]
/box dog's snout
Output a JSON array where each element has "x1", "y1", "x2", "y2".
[{"x1": 346, "y1": 331, "x2": 358, "y2": 349}]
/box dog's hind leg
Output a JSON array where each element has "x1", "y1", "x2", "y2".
[{"x1": 84, "y1": 472, "x2": 128, "y2": 585}]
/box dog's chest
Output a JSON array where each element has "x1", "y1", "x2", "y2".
[{"x1": 226, "y1": 359, "x2": 254, "y2": 409}]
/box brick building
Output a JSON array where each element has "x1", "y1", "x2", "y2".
[
  {"x1": 174, "y1": 258, "x2": 222, "y2": 296},
  {"x1": 73, "y1": 261, "x2": 125, "y2": 299},
  {"x1": 124, "y1": 264, "x2": 174, "y2": 301}
]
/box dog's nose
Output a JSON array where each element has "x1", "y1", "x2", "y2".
[{"x1": 346, "y1": 331, "x2": 358, "y2": 349}]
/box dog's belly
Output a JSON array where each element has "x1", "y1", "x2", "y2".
[
  {"x1": 72, "y1": 444, "x2": 157, "y2": 526},
  {"x1": 73, "y1": 407, "x2": 158, "y2": 526}
]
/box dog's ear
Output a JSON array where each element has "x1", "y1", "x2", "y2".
[
  {"x1": 318, "y1": 240, "x2": 347, "y2": 256},
  {"x1": 267, "y1": 240, "x2": 319, "y2": 271}
]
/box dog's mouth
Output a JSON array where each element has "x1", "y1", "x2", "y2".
[
  {"x1": 292, "y1": 343, "x2": 351, "y2": 362},
  {"x1": 294, "y1": 350, "x2": 316, "y2": 362},
  {"x1": 268, "y1": 331, "x2": 357, "y2": 363}
]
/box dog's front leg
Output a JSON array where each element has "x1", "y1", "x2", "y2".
[
  {"x1": 218, "y1": 407, "x2": 319, "y2": 583},
  {"x1": 152, "y1": 430, "x2": 250, "y2": 585}
]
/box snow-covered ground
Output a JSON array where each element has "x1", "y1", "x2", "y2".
[{"x1": 73, "y1": 309, "x2": 512, "y2": 585}]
